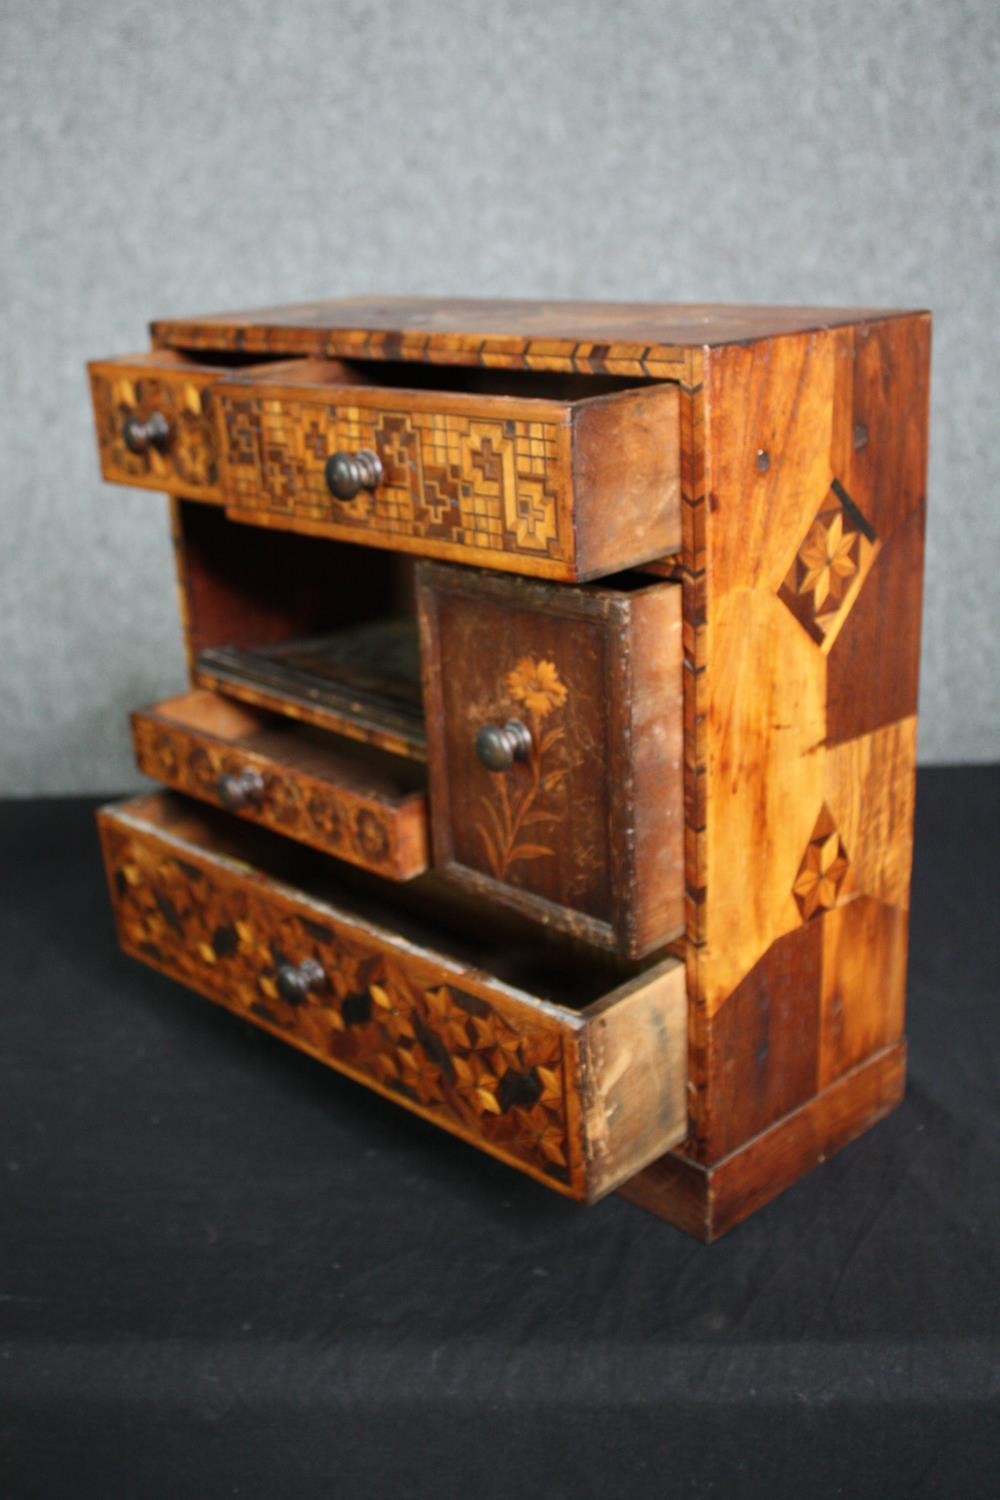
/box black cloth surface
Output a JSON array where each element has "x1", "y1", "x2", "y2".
[{"x1": 1, "y1": 768, "x2": 998, "y2": 1499}]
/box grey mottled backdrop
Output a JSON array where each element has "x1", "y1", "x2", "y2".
[{"x1": 1, "y1": 0, "x2": 997, "y2": 793}]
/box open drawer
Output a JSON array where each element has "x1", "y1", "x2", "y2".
[
  {"x1": 87, "y1": 350, "x2": 285, "y2": 503},
  {"x1": 215, "y1": 358, "x2": 680, "y2": 580},
  {"x1": 89, "y1": 350, "x2": 681, "y2": 580},
  {"x1": 98, "y1": 793, "x2": 688, "y2": 1202},
  {"x1": 131, "y1": 689, "x2": 429, "y2": 880}
]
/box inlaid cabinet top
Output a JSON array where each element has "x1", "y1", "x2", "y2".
[{"x1": 152, "y1": 296, "x2": 921, "y2": 372}]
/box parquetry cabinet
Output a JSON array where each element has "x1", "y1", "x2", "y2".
[{"x1": 89, "y1": 297, "x2": 930, "y2": 1238}]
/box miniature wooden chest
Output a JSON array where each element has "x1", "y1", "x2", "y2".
[{"x1": 89, "y1": 298, "x2": 930, "y2": 1238}]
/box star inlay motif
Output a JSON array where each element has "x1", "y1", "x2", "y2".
[
  {"x1": 793, "y1": 805, "x2": 850, "y2": 921},
  {"x1": 778, "y1": 480, "x2": 875, "y2": 645}
]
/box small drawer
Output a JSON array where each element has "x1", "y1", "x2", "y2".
[
  {"x1": 98, "y1": 794, "x2": 687, "y2": 1202},
  {"x1": 214, "y1": 359, "x2": 680, "y2": 580},
  {"x1": 417, "y1": 563, "x2": 684, "y2": 958},
  {"x1": 87, "y1": 351, "x2": 226, "y2": 501},
  {"x1": 86, "y1": 351, "x2": 297, "y2": 502},
  {"x1": 131, "y1": 689, "x2": 428, "y2": 880}
]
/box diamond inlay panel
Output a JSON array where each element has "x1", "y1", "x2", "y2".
[
  {"x1": 793, "y1": 804, "x2": 850, "y2": 921},
  {"x1": 778, "y1": 478, "x2": 876, "y2": 646}
]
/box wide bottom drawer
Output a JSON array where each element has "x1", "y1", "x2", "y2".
[{"x1": 98, "y1": 793, "x2": 688, "y2": 1202}]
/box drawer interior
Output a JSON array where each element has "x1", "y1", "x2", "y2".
[
  {"x1": 138, "y1": 689, "x2": 426, "y2": 798},
  {"x1": 120, "y1": 792, "x2": 647, "y2": 1008},
  {"x1": 216, "y1": 352, "x2": 658, "y2": 405}
]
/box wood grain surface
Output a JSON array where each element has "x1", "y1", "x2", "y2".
[
  {"x1": 417, "y1": 563, "x2": 684, "y2": 957},
  {"x1": 149, "y1": 296, "x2": 916, "y2": 370},
  {"x1": 624, "y1": 311, "x2": 930, "y2": 1236}
]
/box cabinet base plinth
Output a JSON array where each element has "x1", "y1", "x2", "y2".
[{"x1": 617, "y1": 1041, "x2": 906, "y2": 1241}]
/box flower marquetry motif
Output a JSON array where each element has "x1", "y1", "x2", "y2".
[
  {"x1": 797, "y1": 512, "x2": 859, "y2": 616},
  {"x1": 505, "y1": 657, "x2": 568, "y2": 719},
  {"x1": 476, "y1": 657, "x2": 570, "y2": 880}
]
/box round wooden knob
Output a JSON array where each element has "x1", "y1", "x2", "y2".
[
  {"x1": 216, "y1": 767, "x2": 265, "y2": 810},
  {"x1": 123, "y1": 411, "x2": 170, "y2": 454},
  {"x1": 276, "y1": 956, "x2": 326, "y2": 1006},
  {"x1": 324, "y1": 449, "x2": 383, "y2": 500},
  {"x1": 475, "y1": 719, "x2": 532, "y2": 772}
]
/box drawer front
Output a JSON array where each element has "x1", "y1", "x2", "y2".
[
  {"x1": 215, "y1": 362, "x2": 680, "y2": 581},
  {"x1": 99, "y1": 795, "x2": 687, "y2": 1201},
  {"x1": 418, "y1": 564, "x2": 685, "y2": 958},
  {"x1": 88, "y1": 352, "x2": 224, "y2": 501},
  {"x1": 131, "y1": 690, "x2": 428, "y2": 880}
]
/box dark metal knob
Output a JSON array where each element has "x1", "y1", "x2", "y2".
[
  {"x1": 324, "y1": 449, "x2": 383, "y2": 500},
  {"x1": 475, "y1": 719, "x2": 533, "y2": 772},
  {"x1": 123, "y1": 410, "x2": 170, "y2": 454},
  {"x1": 216, "y1": 767, "x2": 265, "y2": 810},
  {"x1": 275, "y1": 956, "x2": 326, "y2": 1006}
]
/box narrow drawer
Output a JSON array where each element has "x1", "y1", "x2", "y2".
[
  {"x1": 214, "y1": 359, "x2": 680, "y2": 580},
  {"x1": 131, "y1": 689, "x2": 428, "y2": 880},
  {"x1": 98, "y1": 794, "x2": 688, "y2": 1202},
  {"x1": 417, "y1": 563, "x2": 684, "y2": 958},
  {"x1": 87, "y1": 351, "x2": 227, "y2": 501},
  {"x1": 86, "y1": 351, "x2": 296, "y2": 502}
]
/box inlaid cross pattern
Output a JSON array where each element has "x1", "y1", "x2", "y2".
[
  {"x1": 778, "y1": 479, "x2": 876, "y2": 646},
  {"x1": 793, "y1": 804, "x2": 850, "y2": 921}
]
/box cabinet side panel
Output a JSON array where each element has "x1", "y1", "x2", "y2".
[{"x1": 693, "y1": 315, "x2": 929, "y2": 1161}]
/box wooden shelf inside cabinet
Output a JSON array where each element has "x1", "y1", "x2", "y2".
[
  {"x1": 195, "y1": 617, "x2": 426, "y2": 762},
  {"x1": 89, "y1": 296, "x2": 931, "y2": 1241}
]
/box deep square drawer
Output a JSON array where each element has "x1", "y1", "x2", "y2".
[
  {"x1": 417, "y1": 563, "x2": 684, "y2": 958},
  {"x1": 131, "y1": 689, "x2": 428, "y2": 880},
  {"x1": 98, "y1": 793, "x2": 687, "y2": 1202}
]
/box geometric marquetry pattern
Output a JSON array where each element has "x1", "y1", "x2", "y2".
[
  {"x1": 103, "y1": 824, "x2": 573, "y2": 1185},
  {"x1": 792, "y1": 803, "x2": 850, "y2": 921},
  {"x1": 130, "y1": 718, "x2": 402, "y2": 877},
  {"x1": 220, "y1": 395, "x2": 566, "y2": 561},
  {"x1": 152, "y1": 313, "x2": 694, "y2": 380},
  {"x1": 90, "y1": 370, "x2": 219, "y2": 493},
  {"x1": 778, "y1": 478, "x2": 876, "y2": 645}
]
